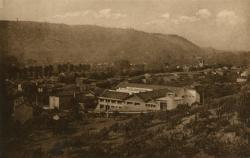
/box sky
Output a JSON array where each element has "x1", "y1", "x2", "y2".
[{"x1": 0, "y1": 0, "x2": 249, "y2": 51}]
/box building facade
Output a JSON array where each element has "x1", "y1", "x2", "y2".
[{"x1": 95, "y1": 83, "x2": 200, "y2": 113}]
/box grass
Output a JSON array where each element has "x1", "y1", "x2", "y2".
[{"x1": 4, "y1": 103, "x2": 250, "y2": 158}]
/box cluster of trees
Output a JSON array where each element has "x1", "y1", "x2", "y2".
[
  {"x1": 54, "y1": 104, "x2": 248, "y2": 158},
  {"x1": 57, "y1": 63, "x2": 90, "y2": 73},
  {"x1": 5, "y1": 93, "x2": 250, "y2": 158},
  {"x1": 1, "y1": 54, "x2": 20, "y2": 79},
  {"x1": 3, "y1": 59, "x2": 92, "y2": 79},
  {"x1": 238, "y1": 90, "x2": 250, "y2": 126},
  {"x1": 16, "y1": 65, "x2": 54, "y2": 79}
]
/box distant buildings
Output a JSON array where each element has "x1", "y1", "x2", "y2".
[
  {"x1": 95, "y1": 82, "x2": 200, "y2": 113},
  {"x1": 236, "y1": 78, "x2": 247, "y2": 83},
  {"x1": 235, "y1": 69, "x2": 250, "y2": 83},
  {"x1": 49, "y1": 96, "x2": 59, "y2": 109},
  {"x1": 240, "y1": 69, "x2": 250, "y2": 78},
  {"x1": 198, "y1": 59, "x2": 205, "y2": 68},
  {"x1": 49, "y1": 88, "x2": 79, "y2": 110}
]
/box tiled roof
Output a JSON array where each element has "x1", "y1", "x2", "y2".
[
  {"x1": 117, "y1": 82, "x2": 166, "y2": 90},
  {"x1": 56, "y1": 90, "x2": 80, "y2": 96},
  {"x1": 100, "y1": 90, "x2": 130, "y2": 100},
  {"x1": 100, "y1": 84, "x2": 179, "y2": 102},
  {"x1": 117, "y1": 82, "x2": 182, "y2": 91},
  {"x1": 88, "y1": 87, "x2": 105, "y2": 96},
  {"x1": 136, "y1": 89, "x2": 172, "y2": 102}
]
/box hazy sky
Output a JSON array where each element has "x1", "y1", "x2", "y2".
[{"x1": 0, "y1": 0, "x2": 249, "y2": 51}]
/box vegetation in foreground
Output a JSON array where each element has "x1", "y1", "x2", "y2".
[{"x1": 3, "y1": 90, "x2": 250, "y2": 158}]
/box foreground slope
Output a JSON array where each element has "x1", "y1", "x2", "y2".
[{"x1": 4, "y1": 96, "x2": 250, "y2": 158}]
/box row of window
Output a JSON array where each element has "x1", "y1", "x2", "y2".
[
  {"x1": 99, "y1": 99, "x2": 141, "y2": 106},
  {"x1": 100, "y1": 103, "x2": 157, "y2": 109},
  {"x1": 99, "y1": 104, "x2": 122, "y2": 109},
  {"x1": 127, "y1": 102, "x2": 141, "y2": 105},
  {"x1": 146, "y1": 104, "x2": 157, "y2": 108},
  {"x1": 183, "y1": 95, "x2": 195, "y2": 98},
  {"x1": 99, "y1": 99, "x2": 123, "y2": 104}
]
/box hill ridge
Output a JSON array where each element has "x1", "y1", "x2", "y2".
[{"x1": 0, "y1": 20, "x2": 204, "y2": 65}]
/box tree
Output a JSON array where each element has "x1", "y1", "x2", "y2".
[{"x1": 238, "y1": 91, "x2": 250, "y2": 124}]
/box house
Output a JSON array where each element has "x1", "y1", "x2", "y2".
[
  {"x1": 95, "y1": 82, "x2": 200, "y2": 113},
  {"x1": 198, "y1": 59, "x2": 204, "y2": 68},
  {"x1": 75, "y1": 77, "x2": 88, "y2": 87},
  {"x1": 157, "y1": 92, "x2": 184, "y2": 111},
  {"x1": 53, "y1": 91, "x2": 79, "y2": 110},
  {"x1": 241, "y1": 69, "x2": 250, "y2": 78},
  {"x1": 236, "y1": 77, "x2": 247, "y2": 83},
  {"x1": 47, "y1": 84, "x2": 80, "y2": 110},
  {"x1": 49, "y1": 96, "x2": 60, "y2": 109},
  {"x1": 17, "y1": 83, "x2": 22, "y2": 92},
  {"x1": 13, "y1": 96, "x2": 25, "y2": 107},
  {"x1": 78, "y1": 88, "x2": 105, "y2": 110}
]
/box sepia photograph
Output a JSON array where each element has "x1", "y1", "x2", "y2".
[{"x1": 1, "y1": 0, "x2": 250, "y2": 157}]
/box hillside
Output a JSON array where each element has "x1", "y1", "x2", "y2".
[
  {"x1": 4, "y1": 94, "x2": 250, "y2": 158},
  {"x1": 0, "y1": 20, "x2": 204, "y2": 65}
]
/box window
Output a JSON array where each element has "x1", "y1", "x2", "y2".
[
  {"x1": 146, "y1": 104, "x2": 156, "y2": 108},
  {"x1": 111, "y1": 100, "x2": 116, "y2": 103},
  {"x1": 135, "y1": 102, "x2": 140, "y2": 106},
  {"x1": 100, "y1": 105, "x2": 104, "y2": 108},
  {"x1": 117, "y1": 101, "x2": 123, "y2": 104},
  {"x1": 127, "y1": 102, "x2": 133, "y2": 105}
]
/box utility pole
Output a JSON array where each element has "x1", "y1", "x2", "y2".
[
  {"x1": 106, "y1": 105, "x2": 109, "y2": 118},
  {"x1": 36, "y1": 82, "x2": 38, "y2": 106},
  {"x1": 202, "y1": 87, "x2": 205, "y2": 106}
]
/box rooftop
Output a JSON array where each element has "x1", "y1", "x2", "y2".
[
  {"x1": 100, "y1": 90, "x2": 130, "y2": 100},
  {"x1": 136, "y1": 89, "x2": 172, "y2": 102},
  {"x1": 100, "y1": 88, "x2": 172, "y2": 102},
  {"x1": 117, "y1": 82, "x2": 183, "y2": 92}
]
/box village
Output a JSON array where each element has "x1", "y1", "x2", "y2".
[
  {"x1": 2, "y1": 0, "x2": 250, "y2": 157},
  {"x1": 2, "y1": 57, "x2": 250, "y2": 158},
  {"x1": 4, "y1": 58, "x2": 250, "y2": 124},
  {"x1": 3, "y1": 55, "x2": 250, "y2": 158}
]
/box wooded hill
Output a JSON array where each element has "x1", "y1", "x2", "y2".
[{"x1": 0, "y1": 20, "x2": 204, "y2": 65}]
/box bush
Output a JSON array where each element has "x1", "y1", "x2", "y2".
[
  {"x1": 49, "y1": 142, "x2": 64, "y2": 157},
  {"x1": 217, "y1": 119, "x2": 230, "y2": 128},
  {"x1": 176, "y1": 104, "x2": 190, "y2": 113},
  {"x1": 97, "y1": 127, "x2": 110, "y2": 140}
]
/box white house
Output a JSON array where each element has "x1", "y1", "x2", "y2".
[{"x1": 49, "y1": 96, "x2": 59, "y2": 109}]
